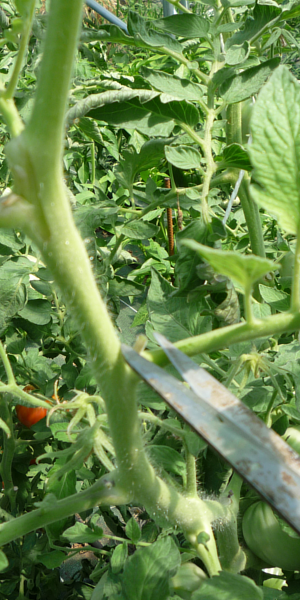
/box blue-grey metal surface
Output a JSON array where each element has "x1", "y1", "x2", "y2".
[
  {"x1": 162, "y1": 0, "x2": 189, "y2": 17},
  {"x1": 85, "y1": 0, "x2": 128, "y2": 33},
  {"x1": 122, "y1": 335, "x2": 300, "y2": 534}
]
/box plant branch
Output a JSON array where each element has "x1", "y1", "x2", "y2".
[
  {"x1": 0, "y1": 97, "x2": 24, "y2": 138},
  {"x1": 4, "y1": 0, "x2": 36, "y2": 100},
  {"x1": 217, "y1": 473, "x2": 246, "y2": 573},
  {"x1": 164, "y1": 0, "x2": 193, "y2": 13},
  {"x1": 145, "y1": 310, "x2": 300, "y2": 367},
  {"x1": 0, "y1": 341, "x2": 15, "y2": 386}
]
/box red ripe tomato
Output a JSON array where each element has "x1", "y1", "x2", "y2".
[
  {"x1": 16, "y1": 404, "x2": 48, "y2": 428},
  {"x1": 16, "y1": 385, "x2": 50, "y2": 428}
]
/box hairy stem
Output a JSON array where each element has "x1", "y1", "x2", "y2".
[
  {"x1": 1, "y1": 0, "x2": 222, "y2": 575},
  {"x1": 217, "y1": 473, "x2": 246, "y2": 573},
  {"x1": 145, "y1": 310, "x2": 300, "y2": 366}
]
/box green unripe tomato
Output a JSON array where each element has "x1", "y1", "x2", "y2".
[
  {"x1": 242, "y1": 501, "x2": 300, "y2": 571},
  {"x1": 170, "y1": 562, "x2": 207, "y2": 600},
  {"x1": 283, "y1": 426, "x2": 300, "y2": 455}
]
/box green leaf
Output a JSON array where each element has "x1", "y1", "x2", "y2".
[
  {"x1": 45, "y1": 461, "x2": 77, "y2": 541},
  {"x1": 147, "y1": 445, "x2": 187, "y2": 480},
  {"x1": 281, "y1": 404, "x2": 300, "y2": 422},
  {"x1": 122, "y1": 536, "x2": 181, "y2": 600},
  {"x1": 77, "y1": 117, "x2": 104, "y2": 144},
  {"x1": 214, "y1": 284, "x2": 241, "y2": 325},
  {"x1": 117, "y1": 221, "x2": 159, "y2": 240},
  {"x1": 182, "y1": 241, "x2": 277, "y2": 292},
  {"x1": 218, "y1": 57, "x2": 280, "y2": 103},
  {"x1": 67, "y1": 89, "x2": 159, "y2": 124},
  {"x1": 0, "y1": 258, "x2": 31, "y2": 333},
  {"x1": 111, "y1": 542, "x2": 128, "y2": 574},
  {"x1": 86, "y1": 96, "x2": 175, "y2": 136},
  {"x1": 62, "y1": 521, "x2": 103, "y2": 544},
  {"x1": 136, "y1": 380, "x2": 167, "y2": 410},
  {"x1": 125, "y1": 517, "x2": 141, "y2": 544},
  {"x1": 146, "y1": 96, "x2": 199, "y2": 128},
  {"x1": 165, "y1": 145, "x2": 201, "y2": 170},
  {"x1": 219, "y1": 143, "x2": 252, "y2": 171},
  {"x1": 141, "y1": 68, "x2": 204, "y2": 101},
  {"x1": 108, "y1": 277, "x2": 144, "y2": 298},
  {"x1": 258, "y1": 285, "x2": 290, "y2": 312},
  {"x1": 18, "y1": 299, "x2": 52, "y2": 325},
  {"x1": 0, "y1": 550, "x2": 8, "y2": 572},
  {"x1": 115, "y1": 138, "x2": 171, "y2": 189},
  {"x1": 175, "y1": 220, "x2": 207, "y2": 292},
  {"x1": 184, "y1": 429, "x2": 207, "y2": 456},
  {"x1": 128, "y1": 11, "x2": 183, "y2": 54},
  {"x1": 0, "y1": 228, "x2": 25, "y2": 251},
  {"x1": 193, "y1": 571, "x2": 263, "y2": 599},
  {"x1": 249, "y1": 66, "x2": 300, "y2": 234},
  {"x1": 147, "y1": 269, "x2": 212, "y2": 342},
  {"x1": 15, "y1": 0, "x2": 35, "y2": 17},
  {"x1": 228, "y1": 4, "x2": 282, "y2": 45},
  {"x1": 153, "y1": 14, "x2": 210, "y2": 38},
  {"x1": 74, "y1": 204, "x2": 118, "y2": 239},
  {"x1": 37, "y1": 551, "x2": 65, "y2": 569},
  {"x1": 225, "y1": 41, "x2": 250, "y2": 66}
]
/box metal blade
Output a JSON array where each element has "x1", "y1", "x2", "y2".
[{"x1": 122, "y1": 339, "x2": 300, "y2": 534}]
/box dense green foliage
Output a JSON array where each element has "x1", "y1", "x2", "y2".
[{"x1": 1, "y1": 0, "x2": 300, "y2": 598}]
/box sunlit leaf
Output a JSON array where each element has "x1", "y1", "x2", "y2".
[
  {"x1": 181, "y1": 241, "x2": 277, "y2": 292},
  {"x1": 250, "y1": 66, "x2": 300, "y2": 233}
]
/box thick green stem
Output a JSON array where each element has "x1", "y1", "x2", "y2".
[
  {"x1": 1, "y1": 0, "x2": 222, "y2": 575},
  {"x1": 243, "y1": 285, "x2": 254, "y2": 325},
  {"x1": 226, "y1": 104, "x2": 242, "y2": 146},
  {"x1": 25, "y1": 0, "x2": 84, "y2": 172},
  {"x1": 184, "y1": 443, "x2": 198, "y2": 498},
  {"x1": 0, "y1": 472, "x2": 128, "y2": 545},
  {"x1": 217, "y1": 474, "x2": 246, "y2": 573}
]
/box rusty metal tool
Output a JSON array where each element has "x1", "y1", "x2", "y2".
[{"x1": 122, "y1": 332, "x2": 300, "y2": 534}]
